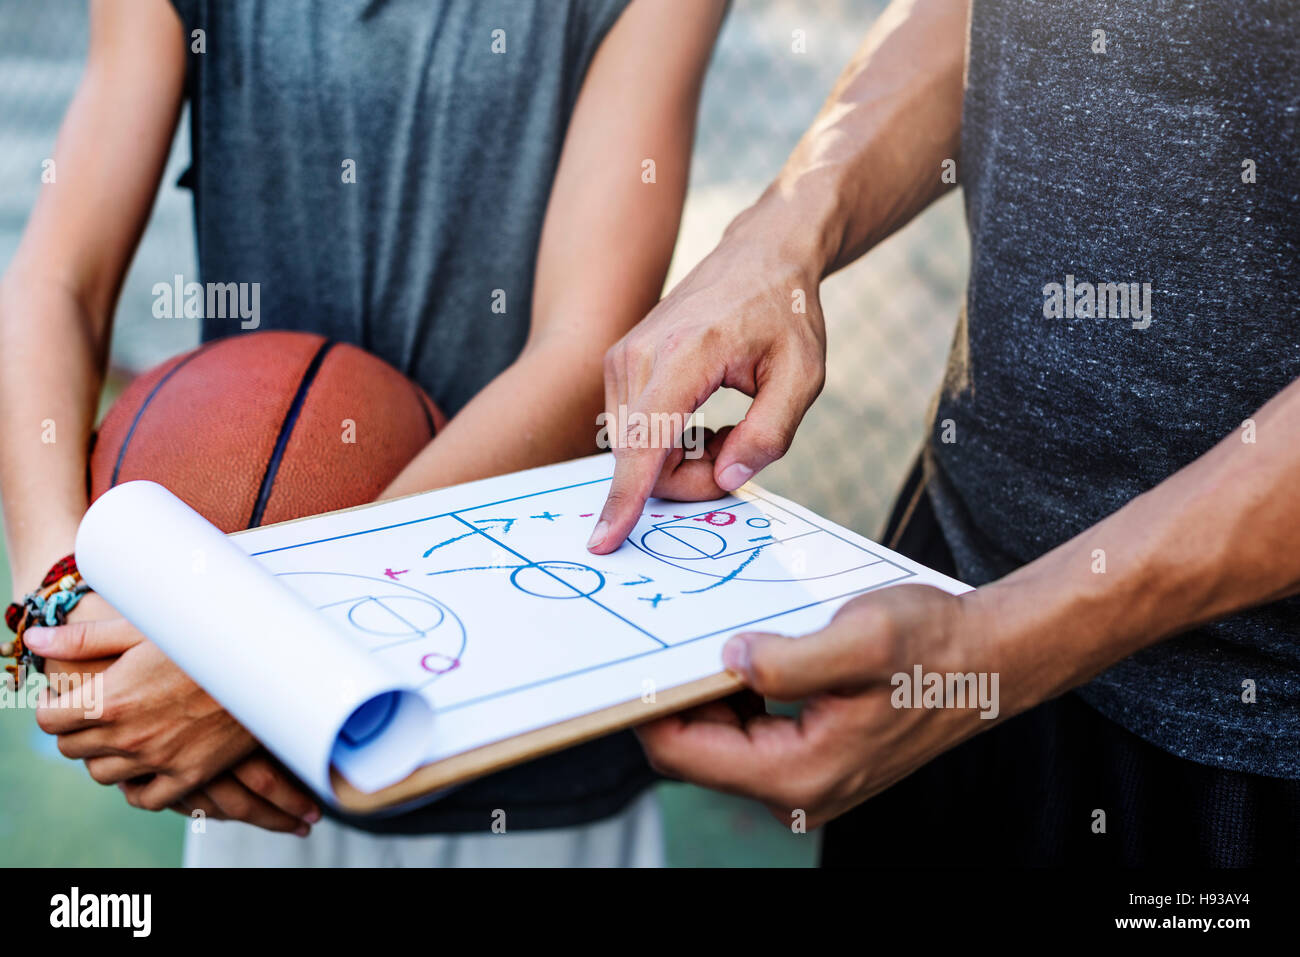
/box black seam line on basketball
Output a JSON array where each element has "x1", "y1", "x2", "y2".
[
  {"x1": 110, "y1": 342, "x2": 218, "y2": 487},
  {"x1": 412, "y1": 381, "x2": 437, "y2": 437},
  {"x1": 248, "y1": 338, "x2": 336, "y2": 529}
]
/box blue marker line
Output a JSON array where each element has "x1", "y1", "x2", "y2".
[
  {"x1": 426, "y1": 564, "x2": 522, "y2": 575},
  {"x1": 682, "y1": 543, "x2": 770, "y2": 594},
  {"x1": 448, "y1": 514, "x2": 667, "y2": 648},
  {"x1": 422, "y1": 529, "x2": 479, "y2": 557},
  {"x1": 435, "y1": 571, "x2": 918, "y2": 715}
]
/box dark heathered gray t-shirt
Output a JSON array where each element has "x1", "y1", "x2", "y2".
[
  {"x1": 169, "y1": 0, "x2": 649, "y2": 833},
  {"x1": 928, "y1": 0, "x2": 1299, "y2": 777}
]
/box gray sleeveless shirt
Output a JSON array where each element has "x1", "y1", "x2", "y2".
[
  {"x1": 930, "y1": 0, "x2": 1298, "y2": 777},
  {"x1": 173, "y1": 0, "x2": 629, "y2": 415},
  {"x1": 169, "y1": 0, "x2": 649, "y2": 833}
]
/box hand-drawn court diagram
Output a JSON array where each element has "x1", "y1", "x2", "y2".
[
  {"x1": 273, "y1": 571, "x2": 467, "y2": 691},
  {"x1": 629, "y1": 497, "x2": 884, "y2": 588},
  {"x1": 244, "y1": 473, "x2": 932, "y2": 718}
]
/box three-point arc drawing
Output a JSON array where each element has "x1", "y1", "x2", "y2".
[{"x1": 275, "y1": 571, "x2": 467, "y2": 690}]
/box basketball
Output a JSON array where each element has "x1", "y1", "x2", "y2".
[{"x1": 88, "y1": 331, "x2": 446, "y2": 533}]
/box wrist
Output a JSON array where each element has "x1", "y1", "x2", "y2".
[
  {"x1": 960, "y1": 579, "x2": 1084, "y2": 720},
  {"x1": 967, "y1": 520, "x2": 1179, "y2": 717},
  {"x1": 3, "y1": 493, "x2": 87, "y2": 594},
  {"x1": 12, "y1": 551, "x2": 76, "y2": 599},
  {"x1": 723, "y1": 170, "x2": 849, "y2": 283}
]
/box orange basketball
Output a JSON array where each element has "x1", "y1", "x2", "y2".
[{"x1": 89, "y1": 331, "x2": 446, "y2": 533}]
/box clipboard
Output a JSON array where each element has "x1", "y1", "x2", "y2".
[{"x1": 81, "y1": 455, "x2": 970, "y2": 812}]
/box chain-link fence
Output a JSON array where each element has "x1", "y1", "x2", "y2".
[
  {"x1": 683, "y1": 0, "x2": 966, "y2": 537},
  {"x1": 0, "y1": 0, "x2": 968, "y2": 865}
]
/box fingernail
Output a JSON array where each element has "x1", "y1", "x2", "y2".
[
  {"x1": 304, "y1": 808, "x2": 321, "y2": 824},
  {"x1": 717, "y1": 463, "x2": 754, "y2": 491},
  {"x1": 722, "y1": 634, "x2": 752, "y2": 678},
  {"x1": 294, "y1": 824, "x2": 310, "y2": 838},
  {"x1": 22, "y1": 627, "x2": 49, "y2": 651},
  {"x1": 586, "y1": 520, "x2": 609, "y2": 551}
]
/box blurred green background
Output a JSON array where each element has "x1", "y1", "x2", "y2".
[{"x1": 0, "y1": 0, "x2": 966, "y2": 866}]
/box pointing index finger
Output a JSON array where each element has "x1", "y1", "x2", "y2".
[
  {"x1": 588, "y1": 363, "x2": 706, "y2": 552},
  {"x1": 588, "y1": 441, "x2": 673, "y2": 555}
]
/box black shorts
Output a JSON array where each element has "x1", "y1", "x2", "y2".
[{"x1": 821, "y1": 458, "x2": 1300, "y2": 867}]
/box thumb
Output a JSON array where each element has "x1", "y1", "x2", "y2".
[
  {"x1": 721, "y1": 623, "x2": 886, "y2": 701},
  {"x1": 713, "y1": 350, "x2": 822, "y2": 491},
  {"x1": 23, "y1": 618, "x2": 142, "y2": 661}
]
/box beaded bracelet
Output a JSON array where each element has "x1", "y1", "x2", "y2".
[{"x1": 3, "y1": 554, "x2": 91, "y2": 687}]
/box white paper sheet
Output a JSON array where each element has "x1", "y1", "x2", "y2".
[
  {"x1": 75, "y1": 455, "x2": 970, "y2": 804},
  {"x1": 75, "y1": 482, "x2": 433, "y2": 796}
]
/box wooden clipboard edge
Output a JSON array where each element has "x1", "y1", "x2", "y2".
[{"x1": 328, "y1": 670, "x2": 744, "y2": 814}]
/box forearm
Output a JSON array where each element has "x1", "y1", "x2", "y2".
[
  {"x1": 380, "y1": 339, "x2": 604, "y2": 498},
  {"x1": 1, "y1": 0, "x2": 183, "y2": 591},
  {"x1": 728, "y1": 0, "x2": 968, "y2": 277},
  {"x1": 977, "y1": 378, "x2": 1300, "y2": 715},
  {"x1": 0, "y1": 273, "x2": 106, "y2": 590}
]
